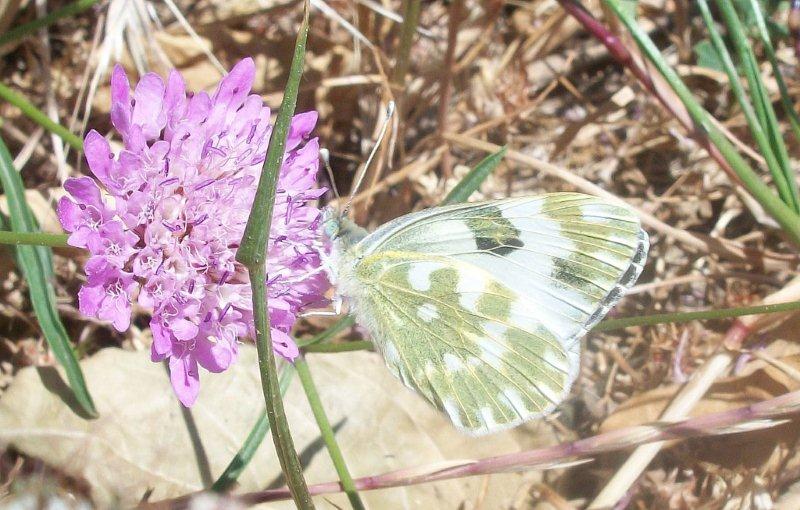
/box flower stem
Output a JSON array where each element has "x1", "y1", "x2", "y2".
[
  {"x1": 248, "y1": 265, "x2": 313, "y2": 508},
  {"x1": 0, "y1": 82, "x2": 83, "y2": 151},
  {"x1": 0, "y1": 0, "x2": 101, "y2": 48},
  {"x1": 295, "y1": 356, "x2": 365, "y2": 510},
  {"x1": 0, "y1": 230, "x2": 69, "y2": 247},
  {"x1": 235, "y1": 3, "x2": 314, "y2": 508},
  {"x1": 232, "y1": 387, "x2": 800, "y2": 503}
]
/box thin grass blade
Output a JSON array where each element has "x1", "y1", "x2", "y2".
[
  {"x1": 0, "y1": 82, "x2": 83, "y2": 151},
  {"x1": 441, "y1": 146, "x2": 507, "y2": 205},
  {"x1": 712, "y1": 0, "x2": 800, "y2": 212},
  {"x1": 0, "y1": 137, "x2": 97, "y2": 418},
  {"x1": 604, "y1": 0, "x2": 800, "y2": 245},
  {"x1": 211, "y1": 366, "x2": 296, "y2": 492}
]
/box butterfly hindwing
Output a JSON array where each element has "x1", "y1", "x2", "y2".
[
  {"x1": 348, "y1": 251, "x2": 577, "y2": 435},
  {"x1": 337, "y1": 193, "x2": 648, "y2": 435}
]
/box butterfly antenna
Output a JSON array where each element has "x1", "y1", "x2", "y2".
[
  {"x1": 319, "y1": 148, "x2": 341, "y2": 200},
  {"x1": 342, "y1": 100, "x2": 395, "y2": 217}
]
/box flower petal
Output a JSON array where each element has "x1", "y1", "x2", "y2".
[
  {"x1": 132, "y1": 73, "x2": 166, "y2": 139},
  {"x1": 169, "y1": 354, "x2": 200, "y2": 407},
  {"x1": 171, "y1": 318, "x2": 199, "y2": 341},
  {"x1": 271, "y1": 328, "x2": 299, "y2": 361}
]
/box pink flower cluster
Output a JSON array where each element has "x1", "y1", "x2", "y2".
[{"x1": 58, "y1": 58, "x2": 329, "y2": 405}]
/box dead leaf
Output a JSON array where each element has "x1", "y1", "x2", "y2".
[{"x1": 0, "y1": 347, "x2": 555, "y2": 508}]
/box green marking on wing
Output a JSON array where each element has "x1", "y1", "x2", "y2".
[{"x1": 350, "y1": 251, "x2": 576, "y2": 435}]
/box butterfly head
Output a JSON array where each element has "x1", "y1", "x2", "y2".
[{"x1": 321, "y1": 206, "x2": 369, "y2": 249}]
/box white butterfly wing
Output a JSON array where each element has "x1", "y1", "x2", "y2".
[
  {"x1": 338, "y1": 193, "x2": 648, "y2": 435},
  {"x1": 361, "y1": 193, "x2": 648, "y2": 344}
]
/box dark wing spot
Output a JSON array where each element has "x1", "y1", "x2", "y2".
[
  {"x1": 476, "y1": 236, "x2": 524, "y2": 256},
  {"x1": 466, "y1": 206, "x2": 525, "y2": 256}
]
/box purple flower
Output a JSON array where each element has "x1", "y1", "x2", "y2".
[{"x1": 59, "y1": 58, "x2": 330, "y2": 406}]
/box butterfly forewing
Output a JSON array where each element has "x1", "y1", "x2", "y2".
[
  {"x1": 362, "y1": 193, "x2": 647, "y2": 346},
  {"x1": 340, "y1": 193, "x2": 648, "y2": 435}
]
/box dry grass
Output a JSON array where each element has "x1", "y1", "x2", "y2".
[{"x1": 2, "y1": 0, "x2": 800, "y2": 507}]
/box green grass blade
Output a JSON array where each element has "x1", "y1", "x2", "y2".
[
  {"x1": 596, "y1": 300, "x2": 800, "y2": 331},
  {"x1": 0, "y1": 82, "x2": 83, "y2": 151},
  {"x1": 0, "y1": 136, "x2": 97, "y2": 418},
  {"x1": 441, "y1": 146, "x2": 507, "y2": 205},
  {"x1": 296, "y1": 356, "x2": 365, "y2": 510},
  {"x1": 391, "y1": 0, "x2": 423, "y2": 86},
  {"x1": 303, "y1": 340, "x2": 373, "y2": 354},
  {"x1": 211, "y1": 366, "x2": 296, "y2": 493},
  {"x1": 696, "y1": 0, "x2": 793, "y2": 213},
  {"x1": 746, "y1": 0, "x2": 800, "y2": 151},
  {"x1": 604, "y1": 0, "x2": 800, "y2": 245},
  {"x1": 712, "y1": 0, "x2": 799, "y2": 212},
  {"x1": 298, "y1": 315, "x2": 355, "y2": 348},
  {"x1": 0, "y1": 0, "x2": 101, "y2": 48}
]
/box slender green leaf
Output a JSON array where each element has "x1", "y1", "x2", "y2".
[
  {"x1": 697, "y1": 0, "x2": 796, "y2": 214},
  {"x1": 441, "y1": 146, "x2": 507, "y2": 205},
  {"x1": 746, "y1": 0, "x2": 800, "y2": 146},
  {"x1": 296, "y1": 356, "x2": 365, "y2": 510},
  {"x1": 391, "y1": 0, "x2": 422, "y2": 86},
  {"x1": 0, "y1": 137, "x2": 96, "y2": 418},
  {"x1": 0, "y1": 0, "x2": 101, "y2": 48},
  {"x1": 604, "y1": 0, "x2": 800, "y2": 245},
  {"x1": 0, "y1": 230, "x2": 69, "y2": 247},
  {"x1": 211, "y1": 366, "x2": 296, "y2": 492},
  {"x1": 303, "y1": 340, "x2": 374, "y2": 354},
  {"x1": 298, "y1": 315, "x2": 355, "y2": 348},
  {"x1": 0, "y1": 82, "x2": 82, "y2": 151},
  {"x1": 713, "y1": 0, "x2": 800, "y2": 212}
]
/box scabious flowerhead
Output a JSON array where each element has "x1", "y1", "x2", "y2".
[{"x1": 58, "y1": 58, "x2": 330, "y2": 406}]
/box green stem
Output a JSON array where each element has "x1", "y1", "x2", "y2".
[
  {"x1": 595, "y1": 300, "x2": 800, "y2": 331},
  {"x1": 304, "y1": 302, "x2": 800, "y2": 355},
  {"x1": 747, "y1": 0, "x2": 800, "y2": 148},
  {"x1": 211, "y1": 366, "x2": 296, "y2": 493},
  {"x1": 295, "y1": 356, "x2": 365, "y2": 510},
  {"x1": 391, "y1": 0, "x2": 422, "y2": 86},
  {"x1": 0, "y1": 82, "x2": 83, "y2": 151},
  {"x1": 303, "y1": 340, "x2": 374, "y2": 354},
  {"x1": 248, "y1": 265, "x2": 313, "y2": 508},
  {"x1": 298, "y1": 315, "x2": 355, "y2": 348},
  {"x1": 235, "y1": 4, "x2": 314, "y2": 508},
  {"x1": 0, "y1": 0, "x2": 102, "y2": 48},
  {"x1": 604, "y1": 0, "x2": 800, "y2": 245},
  {"x1": 0, "y1": 230, "x2": 69, "y2": 247}
]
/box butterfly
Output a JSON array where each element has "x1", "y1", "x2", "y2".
[{"x1": 323, "y1": 192, "x2": 648, "y2": 436}]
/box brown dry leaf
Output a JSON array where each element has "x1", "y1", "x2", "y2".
[
  {"x1": 600, "y1": 341, "x2": 800, "y2": 469},
  {"x1": 0, "y1": 347, "x2": 554, "y2": 508}
]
